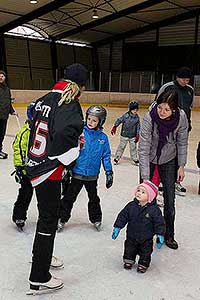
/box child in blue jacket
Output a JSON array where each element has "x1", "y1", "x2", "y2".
[
  {"x1": 112, "y1": 180, "x2": 165, "y2": 273},
  {"x1": 58, "y1": 105, "x2": 113, "y2": 231}
]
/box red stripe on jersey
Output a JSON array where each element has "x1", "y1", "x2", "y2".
[
  {"x1": 53, "y1": 81, "x2": 69, "y2": 91},
  {"x1": 48, "y1": 164, "x2": 65, "y2": 180}
]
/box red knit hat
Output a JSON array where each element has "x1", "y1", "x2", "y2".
[{"x1": 137, "y1": 180, "x2": 158, "y2": 203}]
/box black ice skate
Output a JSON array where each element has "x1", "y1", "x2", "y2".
[
  {"x1": 93, "y1": 222, "x2": 102, "y2": 231},
  {"x1": 15, "y1": 219, "x2": 25, "y2": 231},
  {"x1": 57, "y1": 219, "x2": 65, "y2": 232},
  {"x1": 0, "y1": 151, "x2": 8, "y2": 159},
  {"x1": 27, "y1": 276, "x2": 64, "y2": 295}
]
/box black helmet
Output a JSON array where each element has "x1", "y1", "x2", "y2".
[
  {"x1": 129, "y1": 101, "x2": 139, "y2": 110},
  {"x1": 86, "y1": 105, "x2": 107, "y2": 127},
  {"x1": 64, "y1": 63, "x2": 88, "y2": 86}
]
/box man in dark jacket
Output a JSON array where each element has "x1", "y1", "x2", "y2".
[
  {"x1": 26, "y1": 63, "x2": 88, "y2": 295},
  {"x1": 0, "y1": 70, "x2": 16, "y2": 158}
]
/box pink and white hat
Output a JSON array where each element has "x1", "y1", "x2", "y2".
[{"x1": 136, "y1": 180, "x2": 158, "y2": 203}]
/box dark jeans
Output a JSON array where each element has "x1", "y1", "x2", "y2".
[
  {"x1": 59, "y1": 177, "x2": 102, "y2": 224},
  {"x1": 0, "y1": 119, "x2": 7, "y2": 151},
  {"x1": 150, "y1": 159, "x2": 177, "y2": 239},
  {"x1": 29, "y1": 179, "x2": 61, "y2": 283},
  {"x1": 123, "y1": 238, "x2": 153, "y2": 268},
  {"x1": 12, "y1": 175, "x2": 33, "y2": 222}
]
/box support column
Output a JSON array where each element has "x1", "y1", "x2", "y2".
[
  {"x1": 0, "y1": 34, "x2": 7, "y2": 73},
  {"x1": 50, "y1": 39, "x2": 58, "y2": 82}
]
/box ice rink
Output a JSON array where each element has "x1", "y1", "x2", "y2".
[{"x1": 0, "y1": 105, "x2": 199, "y2": 300}]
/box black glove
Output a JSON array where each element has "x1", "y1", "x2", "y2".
[
  {"x1": 105, "y1": 171, "x2": 113, "y2": 189},
  {"x1": 14, "y1": 167, "x2": 24, "y2": 184}
]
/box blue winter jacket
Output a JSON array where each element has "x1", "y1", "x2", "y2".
[
  {"x1": 72, "y1": 125, "x2": 112, "y2": 177},
  {"x1": 114, "y1": 198, "x2": 165, "y2": 242}
]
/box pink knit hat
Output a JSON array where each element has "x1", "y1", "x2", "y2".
[{"x1": 137, "y1": 180, "x2": 158, "y2": 203}]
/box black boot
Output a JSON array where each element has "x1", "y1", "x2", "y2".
[{"x1": 0, "y1": 151, "x2": 8, "y2": 159}]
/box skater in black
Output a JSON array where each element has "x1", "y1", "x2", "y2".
[
  {"x1": 25, "y1": 63, "x2": 88, "y2": 294},
  {"x1": 0, "y1": 70, "x2": 17, "y2": 159},
  {"x1": 112, "y1": 180, "x2": 165, "y2": 273}
]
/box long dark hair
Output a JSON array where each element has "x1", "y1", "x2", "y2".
[{"x1": 156, "y1": 89, "x2": 179, "y2": 111}]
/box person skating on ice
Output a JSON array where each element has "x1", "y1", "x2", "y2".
[
  {"x1": 58, "y1": 105, "x2": 113, "y2": 232},
  {"x1": 0, "y1": 70, "x2": 17, "y2": 159},
  {"x1": 139, "y1": 89, "x2": 188, "y2": 249},
  {"x1": 112, "y1": 180, "x2": 165, "y2": 273},
  {"x1": 111, "y1": 101, "x2": 140, "y2": 166},
  {"x1": 25, "y1": 63, "x2": 88, "y2": 295}
]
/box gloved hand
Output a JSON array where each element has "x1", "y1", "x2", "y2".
[
  {"x1": 111, "y1": 126, "x2": 117, "y2": 135},
  {"x1": 106, "y1": 171, "x2": 113, "y2": 188},
  {"x1": 156, "y1": 234, "x2": 164, "y2": 249},
  {"x1": 135, "y1": 136, "x2": 139, "y2": 143},
  {"x1": 112, "y1": 227, "x2": 121, "y2": 240},
  {"x1": 15, "y1": 167, "x2": 24, "y2": 184},
  {"x1": 79, "y1": 135, "x2": 85, "y2": 149}
]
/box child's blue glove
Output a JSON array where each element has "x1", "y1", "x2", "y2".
[
  {"x1": 156, "y1": 234, "x2": 164, "y2": 249},
  {"x1": 112, "y1": 227, "x2": 121, "y2": 240}
]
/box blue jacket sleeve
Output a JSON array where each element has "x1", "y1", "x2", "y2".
[
  {"x1": 114, "y1": 113, "x2": 126, "y2": 127},
  {"x1": 102, "y1": 134, "x2": 112, "y2": 172}
]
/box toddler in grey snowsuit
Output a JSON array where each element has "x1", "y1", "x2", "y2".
[
  {"x1": 112, "y1": 180, "x2": 165, "y2": 273},
  {"x1": 111, "y1": 101, "x2": 140, "y2": 165}
]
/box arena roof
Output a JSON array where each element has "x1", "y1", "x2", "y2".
[{"x1": 0, "y1": 0, "x2": 200, "y2": 45}]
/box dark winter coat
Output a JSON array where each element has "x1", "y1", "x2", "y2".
[
  {"x1": 26, "y1": 81, "x2": 84, "y2": 186},
  {"x1": 197, "y1": 142, "x2": 200, "y2": 168},
  {"x1": 113, "y1": 198, "x2": 165, "y2": 242},
  {"x1": 156, "y1": 80, "x2": 193, "y2": 131},
  {"x1": 0, "y1": 83, "x2": 14, "y2": 119},
  {"x1": 114, "y1": 111, "x2": 140, "y2": 138}
]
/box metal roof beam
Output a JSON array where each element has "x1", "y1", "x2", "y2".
[
  {"x1": 92, "y1": 7, "x2": 200, "y2": 47},
  {"x1": 54, "y1": 0, "x2": 166, "y2": 40},
  {"x1": 0, "y1": 0, "x2": 75, "y2": 34}
]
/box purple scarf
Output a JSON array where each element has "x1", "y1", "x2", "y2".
[{"x1": 150, "y1": 105, "x2": 180, "y2": 160}]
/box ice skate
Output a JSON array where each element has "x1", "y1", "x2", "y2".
[
  {"x1": 57, "y1": 219, "x2": 65, "y2": 232},
  {"x1": 27, "y1": 276, "x2": 63, "y2": 295},
  {"x1": 0, "y1": 151, "x2": 8, "y2": 159},
  {"x1": 15, "y1": 219, "x2": 25, "y2": 231},
  {"x1": 132, "y1": 159, "x2": 139, "y2": 166},
  {"x1": 51, "y1": 256, "x2": 64, "y2": 269},
  {"x1": 175, "y1": 182, "x2": 186, "y2": 196},
  {"x1": 113, "y1": 158, "x2": 119, "y2": 165},
  {"x1": 93, "y1": 221, "x2": 102, "y2": 231}
]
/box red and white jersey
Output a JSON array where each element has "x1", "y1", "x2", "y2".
[{"x1": 26, "y1": 81, "x2": 84, "y2": 187}]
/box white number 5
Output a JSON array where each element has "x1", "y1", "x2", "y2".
[{"x1": 30, "y1": 121, "x2": 48, "y2": 157}]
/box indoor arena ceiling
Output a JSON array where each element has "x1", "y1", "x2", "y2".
[{"x1": 0, "y1": 0, "x2": 200, "y2": 45}]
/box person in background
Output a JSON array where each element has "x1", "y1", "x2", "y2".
[
  {"x1": 197, "y1": 142, "x2": 200, "y2": 195},
  {"x1": 139, "y1": 89, "x2": 188, "y2": 250},
  {"x1": 112, "y1": 180, "x2": 165, "y2": 273},
  {"x1": 25, "y1": 63, "x2": 88, "y2": 295},
  {"x1": 111, "y1": 101, "x2": 140, "y2": 166},
  {"x1": 156, "y1": 67, "x2": 193, "y2": 196},
  {"x1": 58, "y1": 105, "x2": 113, "y2": 232},
  {"x1": 12, "y1": 102, "x2": 35, "y2": 230},
  {"x1": 0, "y1": 70, "x2": 17, "y2": 159}
]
